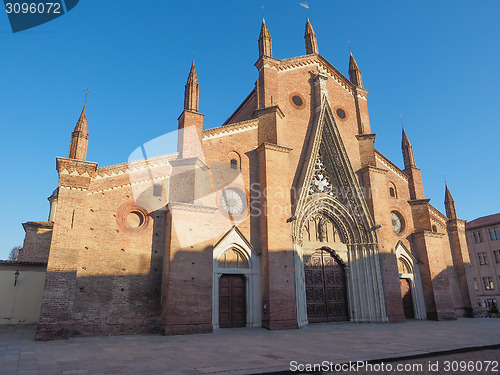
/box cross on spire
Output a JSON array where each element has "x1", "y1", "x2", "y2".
[
  {"x1": 84, "y1": 89, "x2": 90, "y2": 104},
  {"x1": 300, "y1": 2, "x2": 309, "y2": 17}
]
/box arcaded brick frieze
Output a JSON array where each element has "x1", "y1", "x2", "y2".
[
  {"x1": 203, "y1": 119, "x2": 259, "y2": 140},
  {"x1": 375, "y1": 150, "x2": 409, "y2": 182},
  {"x1": 95, "y1": 153, "x2": 177, "y2": 179}
]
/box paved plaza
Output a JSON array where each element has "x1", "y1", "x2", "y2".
[{"x1": 1, "y1": 319, "x2": 499, "y2": 375}]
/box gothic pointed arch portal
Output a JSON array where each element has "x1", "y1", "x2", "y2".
[
  {"x1": 305, "y1": 247, "x2": 349, "y2": 322},
  {"x1": 212, "y1": 226, "x2": 262, "y2": 329},
  {"x1": 292, "y1": 93, "x2": 388, "y2": 326},
  {"x1": 396, "y1": 241, "x2": 426, "y2": 320}
]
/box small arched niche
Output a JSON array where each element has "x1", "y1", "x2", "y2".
[
  {"x1": 388, "y1": 182, "x2": 398, "y2": 198},
  {"x1": 228, "y1": 151, "x2": 241, "y2": 170}
]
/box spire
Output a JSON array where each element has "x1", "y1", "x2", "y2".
[
  {"x1": 349, "y1": 53, "x2": 363, "y2": 88},
  {"x1": 184, "y1": 59, "x2": 199, "y2": 112},
  {"x1": 444, "y1": 184, "x2": 457, "y2": 220},
  {"x1": 304, "y1": 18, "x2": 318, "y2": 55},
  {"x1": 258, "y1": 18, "x2": 272, "y2": 58},
  {"x1": 401, "y1": 127, "x2": 416, "y2": 169},
  {"x1": 68, "y1": 105, "x2": 89, "y2": 160}
]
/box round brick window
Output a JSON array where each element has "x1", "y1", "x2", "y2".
[
  {"x1": 289, "y1": 93, "x2": 305, "y2": 109},
  {"x1": 126, "y1": 211, "x2": 145, "y2": 229},
  {"x1": 116, "y1": 203, "x2": 151, "y2": 235},
  {"x1": 292, "y1": 96, "x2": 303, "y2": 107},
  {"x1": 391, "y1": 211, "x2": 405, "y2": 235},
  {"x1": 334, "y1": 106, "x2": 348, "y2": 121}
]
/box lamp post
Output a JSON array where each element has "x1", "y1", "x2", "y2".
[{"x1": 14, "y1": 271, "x2": 19, "y2": 286}]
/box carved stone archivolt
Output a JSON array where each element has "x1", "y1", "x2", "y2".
[{"x1": 292, "y1": 93, "x2": 387, "y2": 325}]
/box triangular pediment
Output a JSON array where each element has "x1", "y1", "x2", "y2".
[
  {"x1": 293, "y1": 95, "x2": 376, "y2": 244},
  {"x1": 213, "y1": 225, "x2": 259, "y2": 259}
]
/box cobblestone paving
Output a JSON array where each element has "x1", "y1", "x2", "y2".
[{"x1": 0, "y1": 319, "x2": 499, "y2": 375}]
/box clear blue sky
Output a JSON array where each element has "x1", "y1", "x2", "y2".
[{"x1": 1, "y1": 1, "x2": 499, "y2": 259}]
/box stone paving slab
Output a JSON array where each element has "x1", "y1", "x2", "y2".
[{"x1": 0, "y1": 319, "x2": 499, "y2": 375}]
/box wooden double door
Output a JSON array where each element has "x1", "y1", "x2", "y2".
[
  {"x1": 305, "y1": 249, "x2": 348, "y2": 323},
  {"x1": 219, "y1": 274, "x2": 246, "y2": 328}
]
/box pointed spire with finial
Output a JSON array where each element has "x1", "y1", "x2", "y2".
[
  {"x1": 258, "y1": 18, "x2": 272, "y2": 58},
  {"x1": 304, "y1": 18, "x2": 318, "y2": 55},
  {"x1": 401, "y1": 127, "x2": 416, "y2": 169},
  {"x1": 68, "y1": 104, "x2": 89, "y2": 160},
  {"x1": 184, "y1": 59, "x2": 199, "y2": 112},
  {"x1": 444, "y1": 184, "x2": 457, "y2": 220},
  {"x1": 349, "y1": 53, "x2": 363, "y2": 88}
]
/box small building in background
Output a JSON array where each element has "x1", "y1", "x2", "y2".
[
  {"x1": 0, "y1": 261, "x2": 47, "y2": 325},
  {"x1": 465, "y1": 213, "x2": 500, "y2": 316}
]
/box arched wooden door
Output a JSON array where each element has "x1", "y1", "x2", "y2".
[{"x1": 305, "y1": 249, "x2": 348, "y2": 323}]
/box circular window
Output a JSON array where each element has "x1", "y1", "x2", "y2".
[
  {"x1": 116, "y1": 203, "x2": 151, "y2": 234},
  {"x1": 289, "y1": 93, "x2": 305, "y2": 109},
  {"x1": 292, "y1": 96, "x2": 303, "y2": 107},
  {"x1": 126, "y1": 211, "x2": 145, "y2": 229},
  {"x1": 391, "y1": 211, "x2": 405, "y2": 234},
  {"x1": 334, "y1": 106, "x2": 348, "y2": 121},
  {"x1": 220, "y1": 188, "x2": 247, "y2": 216}
]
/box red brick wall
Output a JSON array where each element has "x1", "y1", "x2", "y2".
[{"x1": 20, "y1": 222, "x2": 53, "y2": 263}]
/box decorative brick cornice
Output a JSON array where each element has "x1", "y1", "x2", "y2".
[
  {"x1": 447, "y1": 219, "x2": 466, "y2": 231},
  {"x1": 254, "y1": 105, "x2": 285, "y2": 119},
  {"x1": 358, "y1": 165, "x2": 388, "y2": 175},
  {"x1": 355, "y1": 133, "x2": 376, "y2": 141},
  {"x1": 278, "y1": 55, "x2": 318, "y2": 72},
  {"x1": 254, "y1": 56, "x2": 281, "y2": 71},
  {"x1": 375, "y1": 151, "x2": 409, "y2": 182},
  {"x1": 429, "y1": 205, "x2": 449, "y2": 223},
  {"x1": 355, "y1": 87, "x2": 369, "y2": 100},
  {"x1": 89, "y1": 175, "x2": 167, "y2": 195},
  {"x1": 203, "y1": 119, "x2": 258, "y2": 140},
  {"x1": 95, "y1": 153, "x2": 177, "y2": 180},
  {"x1": 59, "y1": 185, "x2": 88, "y2": 192},
  {"x1": 169, "y1": 156, "x2": 209, "y2": 171},
  {"x1": 256, "y1": 142, "x2": 293, "y2": 154},
  {"x1": 408, "y1": 199, "x2": 431, "y2": 207},
  {"x1": 56, "y1": 157, "x2": 98, "y2": 176},
  {"x1": 278, "y1": 54, "x2": 358, "y2": 96}
]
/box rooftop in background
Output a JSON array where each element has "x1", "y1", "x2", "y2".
[{"x1": 465, "y1": 213, "x2": 500, "y2": 230}]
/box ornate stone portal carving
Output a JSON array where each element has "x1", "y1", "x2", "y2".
[{"x1": 293, "y1": 92, "x2": 387, "y2": 326}]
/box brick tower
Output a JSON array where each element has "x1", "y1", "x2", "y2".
[{"x1": 68, "y1": 105, "x2": 89, "y2": 160}]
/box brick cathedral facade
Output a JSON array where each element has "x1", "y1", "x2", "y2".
[{"x1": 22, "y1": 19, "x2": 474, "y2": 340}]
